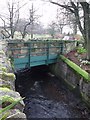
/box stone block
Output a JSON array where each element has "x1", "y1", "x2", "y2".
[
  {"x1": 66, "y1": 67, "x2": 80, "y2": 87},
  {"x1": 1, "y1": 109, "x2": 27, "y2": 120},
  {"x1": 80, "y1": 79, "x2": 90, "y2": 98},
  {"x1": 0, "y1": 78, "x2": 15, "y2": 90}
]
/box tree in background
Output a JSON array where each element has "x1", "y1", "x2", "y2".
[
  {"x1": 49, "y1": 0, "x2": 90, "y2": 60},
  {"x1": 16, "y1": 3, "x2": 41, "y2": 39},
  {"x1": 16, "y1": 4, "x2": 34, "y2": 39},
  {"x1": 0, "y1": 0, "x2": 20, "y2": 38},
  {"x1": 48, "y1": 21, "x2": 56, "y2": 38},
  {"x1": 0, "y1": 1, "x2": 41, "y2": 39},
  {"x1": 56, "y1": 7, "x2": 67, "y2": 34},
  {"x1": 66, "y1": 12, "x2": 78, "y2": 35}
]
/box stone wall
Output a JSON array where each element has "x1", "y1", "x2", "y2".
[
  {"x1": 0, "y1": 41, "x2": 26, "y2": 119},
  {"x1": 50, "y1": 56, "x2": 90, "y2": 108}
]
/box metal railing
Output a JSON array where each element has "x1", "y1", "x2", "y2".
[{"x1": 7, "y1": 40, "x2": 76, "y2": 69}]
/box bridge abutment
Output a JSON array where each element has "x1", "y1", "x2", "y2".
[{"x1": 49, "y1": 56, "x2": 90, "y2": 108}]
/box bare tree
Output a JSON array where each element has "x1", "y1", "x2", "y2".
[
  {"x1": 19, "y1": 18, "x2": 32, "y2": 39},
  {"x1": 68, "y1": 14, "x2": 77, "y2": 35},
  {"x1": 0, "y1": 0, "x2": 28, "y2": 39},
  {"x1": 49, "y1": 0, "x2": 90, "y2": 59},
  {"x1": 29, "y1": 4, "x2": 41, "y2": 39},
  {"x1": 16, "y1": 4, "x2": 41, "y2": 39},
  {"x1": 56, "y1": 4, "x2": 78, "y2": 35},
  {"x1": 48, "y1": 21, "x2": 56, "y2": 38},
  {"x1": 0, "y1": 1, "x2": 20, "y2": 38},
  {"x1": 20, "y1": 4, "x2": 34, "y2": 39},
  {"x1": 56, "y1": 8, "x2": 68, "y2": 34},
  {"x1": 0, "y1": 17, "x2": 11, "y2": 38},
  {"x1": 30, "y1": 4, "x2": 34, "y2": 39},
  {"x1": 63, "y1": 9, "x2": 78, "y2": 35}
]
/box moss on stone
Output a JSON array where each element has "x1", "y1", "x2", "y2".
[
  {"x1": 0, "y1": 67, "x2": 7, "y2": 72},
  {"x1": 0, "y1": 72, "x2": 15, "y2": 81},
  {"x1": 0, "y1": 95, "x2": 20, "y2": 103},
  {"x1": 0, "y1": 73, "x2": 2, "y2": 79},
  {"x1": 0, "y1": 64, "x2": 3, "y2": 67},
  {"x1": 0, "y1": 50, "x2": 5, "y2": 55},
  {"x1": 0, "y1": 84, "x2": 11, "y2": 89},
  {"x1": 60, "y1": 55, "x2": 90, "y2": 82},
  {"x1": 0, "y1": 87, "x2": 11, "y2": 91}
]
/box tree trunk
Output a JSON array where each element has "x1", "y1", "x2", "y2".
[
  {"x1": 87, "y1": 26, "x2": 90, "y2": 60},
  {"x1": 87, "y1": 34, "x2": 90, "y2": 60},
  {"x1": 77, "y1": 2, "x2": 90, "y2": 59},
  {"x1": 73, "y1": 22, "x2": 77, "y2": 35},
  {"x1": 82, "y1": 2, "x2": 90, "y2": 60}
]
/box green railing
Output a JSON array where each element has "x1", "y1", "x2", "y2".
[{"x1": 8, "y1": 40, "x2": 76, "y2": 70}]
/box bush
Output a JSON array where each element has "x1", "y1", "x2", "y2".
[{"x1": 77, "y1": 47, "x2": 86, "y2": 54}]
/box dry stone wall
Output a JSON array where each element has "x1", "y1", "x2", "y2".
[{"x1": 0, "y1": 41, "x2": 26, "y2": 119}]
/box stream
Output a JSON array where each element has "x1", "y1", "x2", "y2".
[{"x1": 15, "y1": 65, "x2": 90, "y2": 119}]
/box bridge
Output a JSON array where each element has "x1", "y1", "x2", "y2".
[{"x1": 8, "y1": 40, "x2": 76, "y2": 70}]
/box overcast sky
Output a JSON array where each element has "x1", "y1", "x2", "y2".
[
  {"x1": 1, "y1": 0, "x2": 89, "y2": 33},
  {"x1": 0, "y1": 0, "x2": 58, "y2": 27}
]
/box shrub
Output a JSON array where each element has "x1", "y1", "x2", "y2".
[{"x1": 77, "y1": 47, "x2": 86, "y2": 54}]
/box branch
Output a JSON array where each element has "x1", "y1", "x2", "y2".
[
  {"x1": 1, "y1": 30, "x2": 10, "y2": 38},
  {"x1": 21, "y1": 21, "x2": 32, "y2": 38},
  {"x1": 0, "y1": 17, "x2": 11, "y2": 37},
  {"x1": 49, "y1": 0, "x2": 75, "y2": 13},
  {"x1": 14, "y1": 2, "x2": 28, "y2": 14},
  {"x1": 72, "y1": 3, "x2": 84, "y2": 36},
  {"x1": 50, "y1": 0, "x2": 85, "y2": 37}
]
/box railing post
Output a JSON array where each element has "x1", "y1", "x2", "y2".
[
  {"x1": 28, "y1": 42, "x2": 31, "y2": 68},
  {"x1": 60, "y1": 41, "x2": 63, "y2": 54},
  {"x1": 46, "y1": 40, "x2": 49, "y2": 65}
]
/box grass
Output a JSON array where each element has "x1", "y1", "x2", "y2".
[
  {"x1": 0, "y1": 95, "x2": 20, "y2": 103},
  {"x1": 0, "y1": 87, "x2": 11, "y2": 91},
  {"x1": 0, "y1": 96, "x2": 22, "y2": 120},
  {"x1": 0, "y1": 98, "x2": 22, "y2": 113}
]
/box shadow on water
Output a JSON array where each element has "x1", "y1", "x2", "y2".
[{"x1": 15, "y1": 65, "x2": 90, "y2": 119}]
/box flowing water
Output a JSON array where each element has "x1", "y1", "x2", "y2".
[{"x1": 15, "y1": 66, "x2": 90, "y2": 119}]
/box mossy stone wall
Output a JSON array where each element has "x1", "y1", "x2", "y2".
[
  {"x1": 0, "y1": 41, "x2": 26, "y2": 119},
  {"x1": 50, "y1": 55, "x2": 90, "y2": 108}
]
